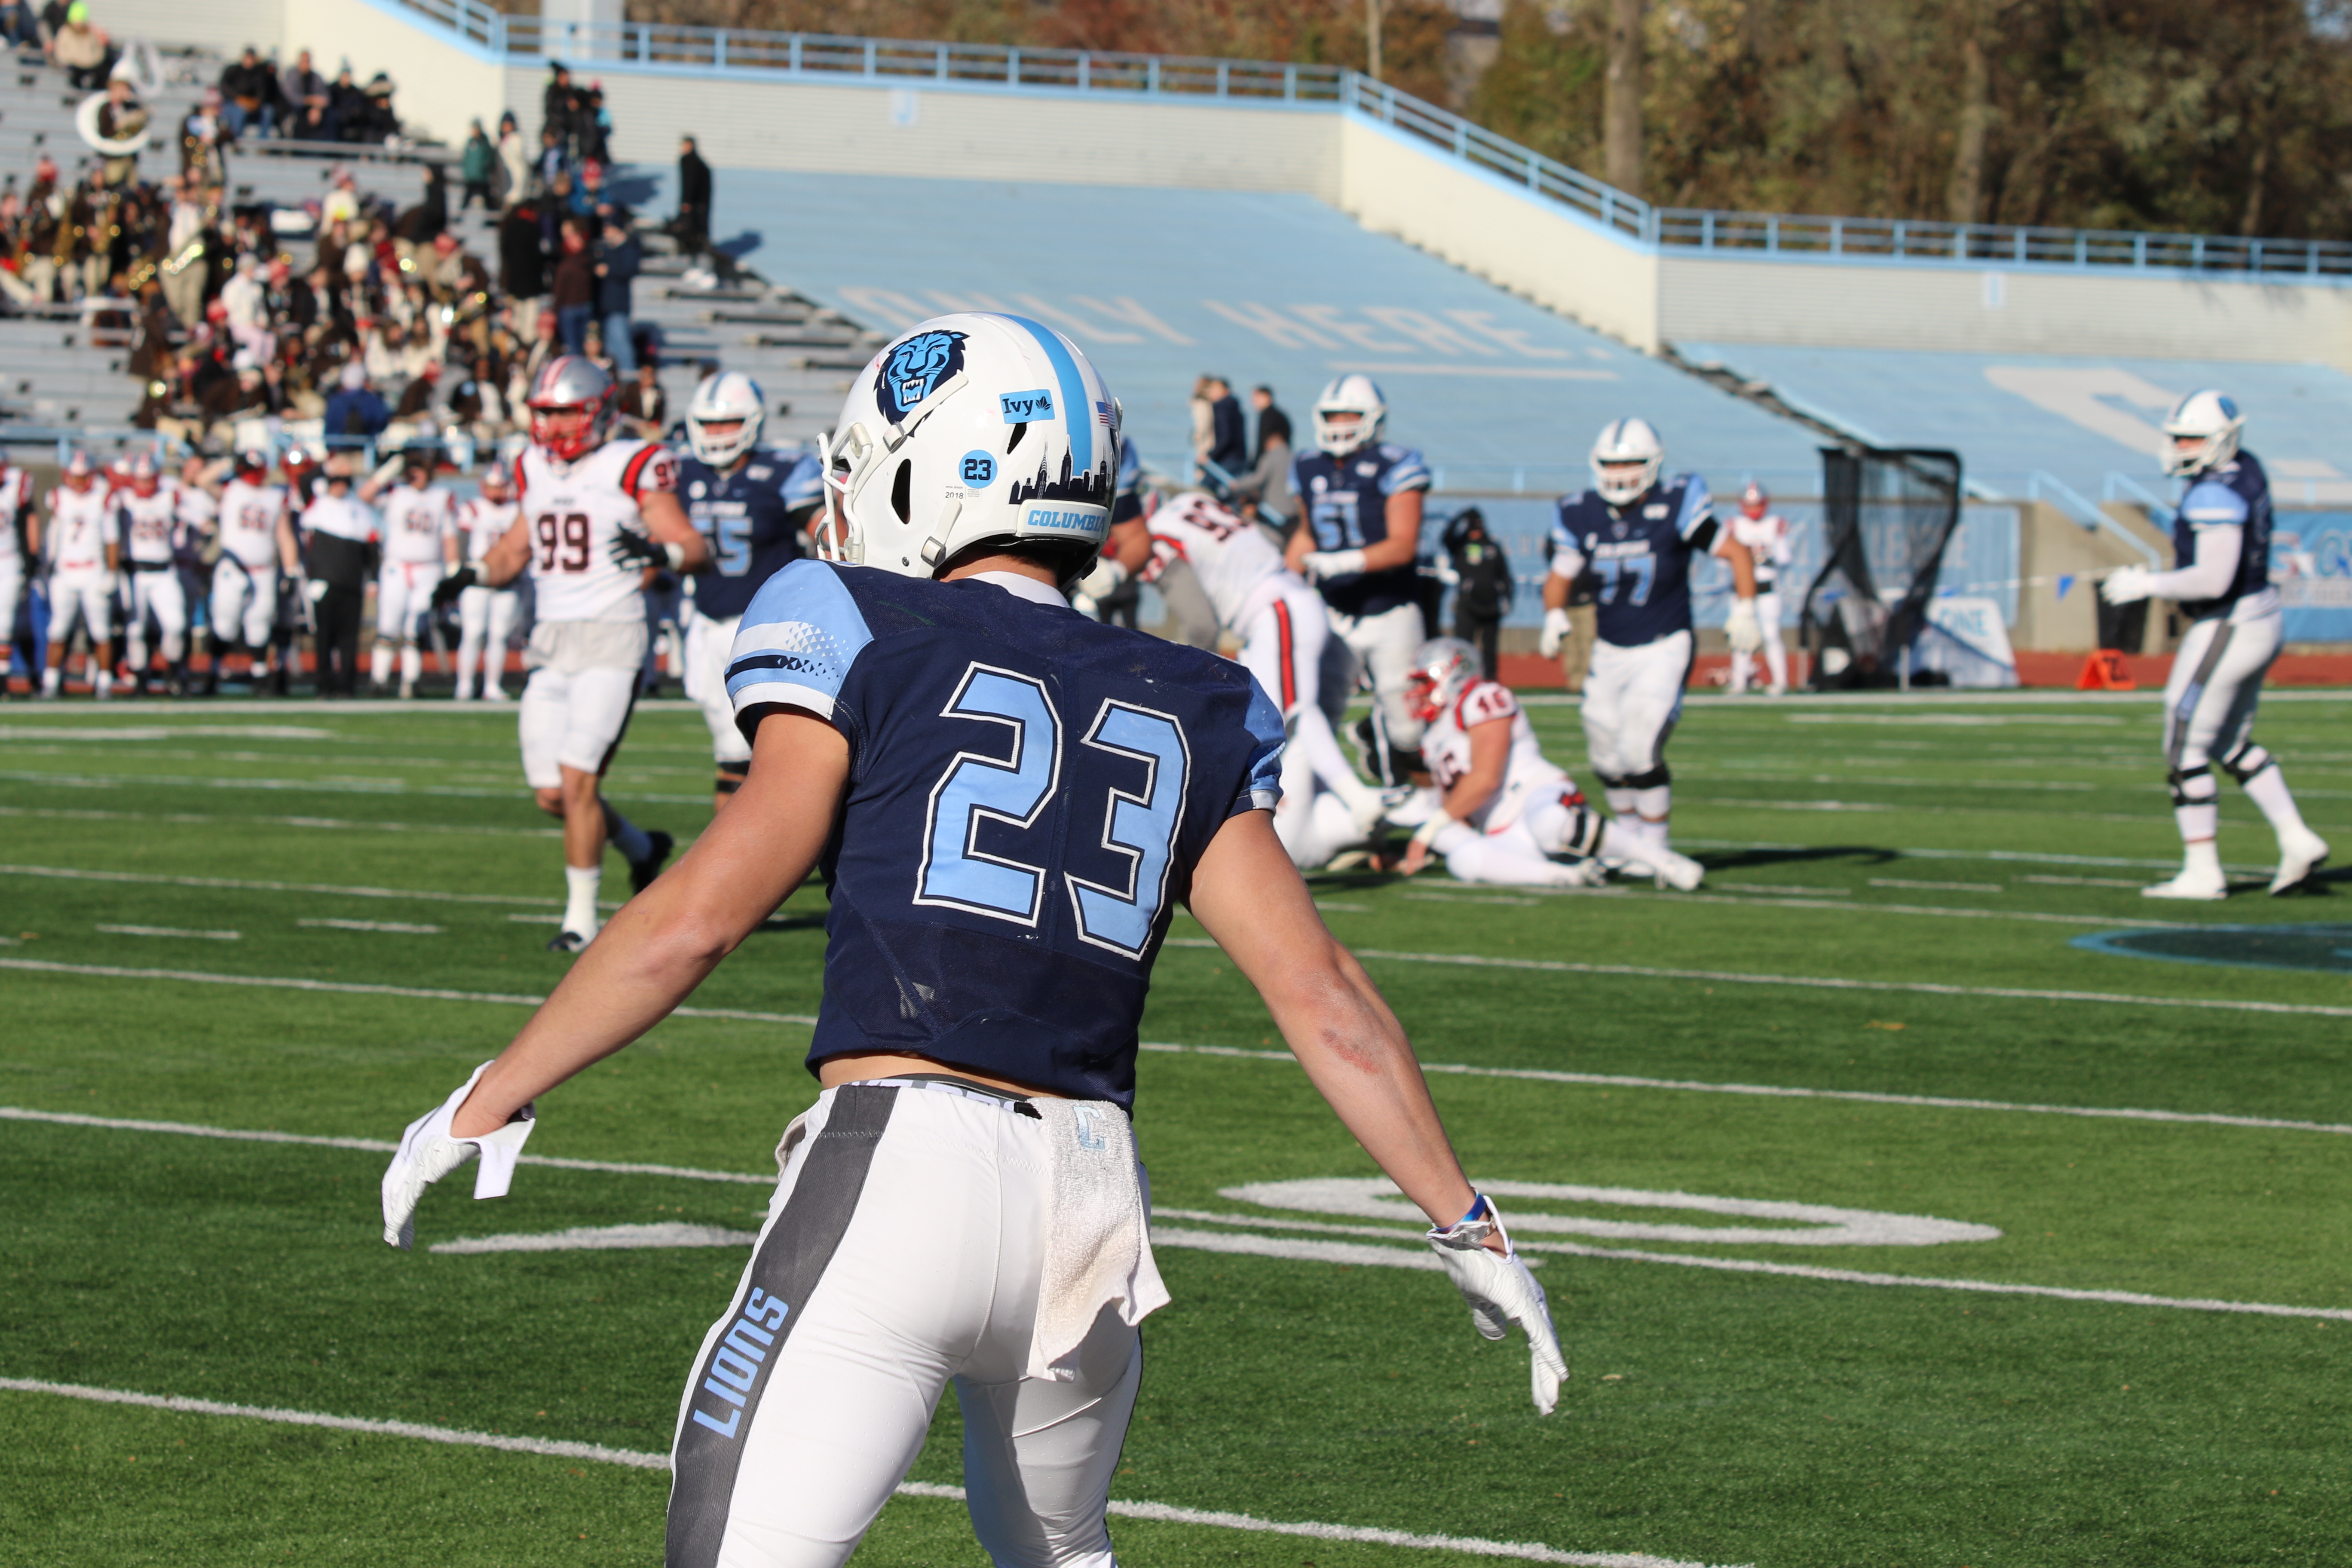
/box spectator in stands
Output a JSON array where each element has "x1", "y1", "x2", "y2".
[
  {"x1": 359, "y1": 73, "x2": 400, "y2": 145},
  {"x1": 495, "y1": 111, "x2": 528, "y2": 205},
  {"x1": 1440, "y1": 508, "x2": 1512, "y2": 678},
  {"x1": 281, "y1": 49, "x2": 325, "y2": 131},
  {"x1": 551, "y1": 214, "x2": 594, "y2": 356},
  {"x1": 221, "y1": 251, "x2": 270, "y2": 356},
  {"x1": 675, "y1": 134, "x2": 710, "y2": 260},
  {"x1": 160, "y1": 175, "x2": 207, "y2": 326},
  {"x1": 1250, "y1": 384, "x2": 1292, "y2": 462},
  {"x1": 328, "y1": 64, "x2": 370, "y2": 143},
  {"x1": 542, "y1": 62, "x2": 576, "y2": 155},
  {"x1": 1229, "y1": 397, "x2": 1295, "y2": 534},
  {"x1": 594, "y1": 212, "x2": 639, "y2": 374},
  {"x1": 1188, "y1": 375, "x2": 1215, "y2": 484},
  {"x1": 288, "y1": 85, "x2": 337, "y2": 144},
  {"x1": 181, "y1": 91, "x2": 227, "y2": 184},
  {"x1": 323, "y1": 359, "x2": 389, "y2": 449},
  {"x1": 583, "y1": 83, "x2": 612, "y2": 163},
  {"x1": 536, "y1": 125, "x2": 565, "y2": 191},
  {"x1": 1, "y1": 0, "x2": 38, "y2": 54},
  {"x1": 49, "y1": 1, "x2": 110, "y2": 89},
  {"x1": 498, "y1": 195, "x2": 544, "y2": 337},
  {"x1": 1204, "y1": 375, "x2": 1246, "y2": 486},
  {"x1": 219, "y1": 46, "x2": 282, "y2": 140},
  {"x1": 617, "y1": 358, "x2": 664, "y2": 438},
  {"x1": 95, "y1": 76, "x2": 147, "y2": 187},
  {"x1": 577, "y1": 159, "x2": 607, "y2": 218},
  {"x1": 459, "y1": 121, "x2": 496, "y2": 212}
]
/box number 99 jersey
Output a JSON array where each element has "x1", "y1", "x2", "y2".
[
  {"x1": 726, "y1": 560, "x2": 1284, "y2": 1109},
  {"x1": 515, "y1": 438, "x2": 677, "y2": 624}
]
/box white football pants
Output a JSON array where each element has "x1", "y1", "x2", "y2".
[
  {"x1": 1274, "y1": 787, "x2": 1366, "y2": 870},
  {"x1": 126, "y1": 568, "x2": 188, "y2": 668},
  {"x1": 0, "y1": 558, "x2": 20, "y2": 668},
  {"x1": 1327, "y1": 601, "x2": 1429, "y2": 753},
  {"x1": 1430, "y1": 787, "x2": 1619, "y2": 886},
  {"x1": 668, "y1": 1082, "x2": 1143, "y2": 1568},
  {"x1": 454, "y1": 585, "x2": 520, "y2": 699},
  {"x1": 1237, "y1": 586, "x2": 1377, "y2": 815},
  {"x1": 376, "y1": 558, "x2": 445, "y2": 644},
  {"x1": 46, "y1": 569, "x2": 115, "y2": 646},
  {"x1": 2163, "y1": 609, "x2": 2280, "y2": 773},
  {"x1": 684, "y1": 607, "x2": 753, "y2": 766},
  {"x1": 210, "y1": 559, "x2": 279, "y2": 648},
  {"x1": 1582, "y1": 632, "x2": 1692, "y2": 780},
  {"x1": 1724, "y1": 590, "x2": 1786, "y2": 694}
]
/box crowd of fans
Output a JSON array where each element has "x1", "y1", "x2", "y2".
[{"x1": 0, "y1": 24, "x2": 663, "y2": 463}]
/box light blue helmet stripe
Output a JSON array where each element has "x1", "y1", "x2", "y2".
[{"x1": 1003, "y1": 315, "x2": 1092, "y2": 478}]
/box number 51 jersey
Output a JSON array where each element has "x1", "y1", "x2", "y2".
[
  {"x1": 727, "y1": 560, "x2": 1283, "y2": 1110},
  {"x1": 515, "y1": 438, "x2": 677, "y2": 624}
]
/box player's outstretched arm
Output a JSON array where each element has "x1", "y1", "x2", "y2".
[
  {"x1": 381, "y1": 713, "x2": 849, "y2": 1249},
  {"x1": 450, "y1": 712, "x2": 846, "y2": 1139},
  {"x1": 1188, "y1": 808, "x2": 1568, "y2": 1411}
]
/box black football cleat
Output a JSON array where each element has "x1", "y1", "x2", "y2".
[
  {"x1": 545, "y1": 929, "x2": 588, "y2": 953},
  {"x1": 629, "y1": 830, "x2": 675, "y2": 894}
]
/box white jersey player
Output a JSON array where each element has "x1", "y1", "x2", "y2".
[
  {"x1": 1716, "y1": 481, "x2": 1791, "y2": 695},
  {"x1": 0, "y1": 458, "x2": 34, "y2": 695},
  {"x1": 1143, "y1": 491, "x2": 1395, "y2": 863},
  {"x1": 432, "y1": 356, "x2": 709, "y2": 949},
  {"x1": 1396, "y1": 639, "x2": 1702, "y2": 889},
  {"x1": 206, "y1": 451, "x2": 300, "y2": 694},
  {"x1": 2101, "y1": 390, "x2": 2328, "y2": 898},
  {"x1": 365, "y1": 444, "x2": 458, "y2": 699},
  {"x1": 41, "y1": 450, "x2": 119, "y2": 699},
  {"x1": 117, "y1": 452, "x2": 192, "y2": 693},
  {"x1": 451, "y1": 463, "x2": 522, "y2": 702}
]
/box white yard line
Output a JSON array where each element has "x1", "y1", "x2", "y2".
[
  {"x1": 0, "y1": 769, "x2": 710, "y2": 806},
  {"x1": 93, "y1": 924, "x2": 240, "y2": 940},
  {"x1": 0, "y1": 804, "x2": 562, "y2": 839},
  {"x1": 0, "y1": 1378, "x2": 1733, "y2": 1568},
  {"x1": 297, "y1": 919, "x2": 444, "y2": 934},
  {"x1": 1677, "y1": 839, "x2": 2279, "y2": 874},
  {"x1": 1, "y1": 863, "x2": 563, "y2": 905},
  {"x1": 1868, "y1": 879, "x2": 2003, "y2": 893},
  {"x1": 0, "y1": 960, "x2": 817, "y2": 1031},
  {"x1": 1160, "y1": 939, "x2": 2352, "y2": 1021}
]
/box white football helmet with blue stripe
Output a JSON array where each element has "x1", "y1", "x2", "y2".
[
  {"x1": 818, "y1": 312, "x2": 1118, "y2": 586},
  {"x1": 1590, "y1": 418, "x2": 1664, "y2": 506},
  {"x1": 2160, "y1": 389, "x2": 2244, "y2": 478},
  {"x1": 1312, "y1": 373, "x2": 1389, "y2": 457}
]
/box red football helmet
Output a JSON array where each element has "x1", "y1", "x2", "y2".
[
  {"x1": 526, "y1": 355, "x2": 616, "y2": 463},
  {"x1": 1405, "y1": 637, "x2": 1481, "y2": 723}
]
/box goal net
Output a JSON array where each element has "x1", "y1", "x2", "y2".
[{"x1": 1798, "y1": 447, "x2": 1964, "y2": 688}]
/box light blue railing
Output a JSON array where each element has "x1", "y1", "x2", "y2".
[{"x1": 389, "y1": 0, "x2": 2352, "y2": 278}]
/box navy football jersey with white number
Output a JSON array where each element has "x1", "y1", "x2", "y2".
[
  {"x1": 1291, "y1": 442, "x2": 1432, "y2": 616},
  {"x1": 681, "y1": 448, "x2": 823, "y2": 621},
  {"x1": 1548, "y1": 475, "x2": 1716, "y2": 646},
  {"x1": 2172, "y1": 449, "x2": 2273, "y2": 619},
  {"x1": 727, "y1": 560, "x2": 1285, "y2": 1109}
]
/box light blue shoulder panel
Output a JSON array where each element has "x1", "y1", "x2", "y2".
[{"x1": 726, "y1": 558, "x2": 876, "y2": 728}]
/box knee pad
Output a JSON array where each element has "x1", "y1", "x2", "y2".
[
  {"x1": 2219, "y1": 742, "x2": 2273, "y2": 784},
  {"x1": 1622, "y1": 763, "x2": 1672, "y2": 790},
  {"x1": 1590, "y1": 769, "x2": 1630, "y2": 790},
  {"x1": 2168, "y1": 765, "x2": 2217, "y2": 807}
]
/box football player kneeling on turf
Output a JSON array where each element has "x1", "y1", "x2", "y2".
[
  {"x1": 1397, "y1": 637, "x2": 1704, "y2": 890},
  {"x1": 2100, "y1": 390, "x2": 2328, "y2": 899},
  {"x1": 382, "y1": 314, "x2": 1567, "y2": 1568}
]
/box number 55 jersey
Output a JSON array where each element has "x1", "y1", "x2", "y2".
[
  {"x1": 515, "y1": 438, "x2": 677, "y2": 624},
  {"x1": 727, "y1": 560, "x2": 1283, "y2": 1109}
]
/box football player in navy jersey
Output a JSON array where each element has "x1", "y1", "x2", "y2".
[
  {"x1": 380, "y1": 313, "x2": 1565, "y2": 1568},
  {"x1": 2101, "y1": 390, "x2": 2328, "y2": 898},
  {"x1": 1285, "y1": 375, "x2": 1433, "y2": 784},
  {"x1": 677, "y1": 370, "x2": 823, "y2": 811},
  {"x1": 1537, "y1": 419, "x2": 1755, "y2": 884}
]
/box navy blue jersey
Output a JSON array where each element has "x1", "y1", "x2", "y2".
[
  {"x1": 681, "y1": 447, "x2": 823, "y2": 621},
  {"x1": 1547, "y1": 475, "x2": 1716, "y2": 645},
  {"x1": 1291, "y1": 442, "x2": 1432, "y2": 616},
  {"x1": 726, "y1": 560, "x2": 1285, "y2": 1110},
  {"x1": 2173, "y1": 450, "x2": 2273, "y2": 619}
]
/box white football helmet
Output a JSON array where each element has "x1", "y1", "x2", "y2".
[
  {"x1": 1406, "y1": 637, "x2": 1482, "y2": 723},
  {"x1": 685, "y1": 370, "x2": 765, "y2": 468},
  {"x1": 1592, "y1": 418, "x2": 1663, "y2": 506},
  {"x1": 818, "y1": 312, "x2": 1117, "y2": 586},
  {"x1": 1313, "y1": 374, "x2": 1388, "y2": 457},
  {"x1": 1740, "y1": 479, "x2": 1768, "y2": 518},
  {"x1": 2161, "y1": 389, "x2": 2244, "y2": 478}
]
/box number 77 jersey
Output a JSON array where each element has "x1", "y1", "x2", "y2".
[{"x1": 726, "y1": 559, "x2": 1284, "y2": 1110}]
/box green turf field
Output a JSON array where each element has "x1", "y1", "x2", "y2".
[{"x1": 4, "y1": 691, "x2": 2351, "y2": 1567}]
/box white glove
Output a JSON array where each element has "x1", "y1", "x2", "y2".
[
  {"x1": 1725, "y1": 597, "x2": 1761, "y2": 654},
  {"x1": 2100, "y1": 566, "x2": 2153, "y2": 605},
  {"x1": 307, "y1": 576, "x2": 330, "y2": 603},
  {"x1": 381, "y1": 1061, "x2": 536, "y2": 1250},
  {"x1": 1301, "y1": 548, "x2": 1367, "y2": 582},
  {"x1": 1427, "y1": 1194, "x2": 1569, "y2": 1415},
  {"x1": 1070, "y1": 556, "x2": 1126, "y2": 619},
  {"x1": 1537, "y1": 606, "x2": 1571, "y2": 659}
]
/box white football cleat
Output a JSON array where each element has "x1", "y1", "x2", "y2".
[
  {"x1": 2271, "y1": 830, "x2": 2330, "y2": 896},
  {"x1": 2143, "y1": 867, "x2": 2229, "y2": 900},
  {"x1": 1650, "y1": 846, "x2": 1706, "y2": 891}
]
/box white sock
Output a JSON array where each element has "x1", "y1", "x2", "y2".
[
  {"x1": 563, "y1": 864, "x2": 602, "y2": 934},
  {"x1": 605, "y1": 808, "x2": 652, "y2": 864},
  {"x1": 2174, "y1": 801, "x2": 2218, "y2": 844},
  {"x1": 399, "y1": 644, "x2": 421, "y2": 689},
  {"x1": 2182, "y1": 839, "x2": 2223, "y2": 881},
  {"x1": 2241, "y1": 765, "x2": 2314, "y2": 842},
  {"x1": 370, "y1": 644, "x2": 392, "y2": 688},
  {"x1": 1633, "y1": 785, "x2": 1672, "y2": 848},
  {"x1": 41, "y1": 665, "x2": 59, "y2": 693},
  {"x1": 1603, "y1": 786, "x2": 1636, "y2": 820},
  {"x1": 93, "y1": 667, "x2": 111, "y2": 695}
]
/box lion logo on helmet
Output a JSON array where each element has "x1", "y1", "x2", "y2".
[{"x1": 877, "y1": 329, "x2": 966, "y2": 425}]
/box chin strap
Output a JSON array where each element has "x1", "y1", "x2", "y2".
[{"x1": 918, "y1": 498, "x2": 964, "y2": 570}]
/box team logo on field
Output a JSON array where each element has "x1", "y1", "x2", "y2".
[{"x1": 877, "y1": 330, "x2": 967, "y2": 424}]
